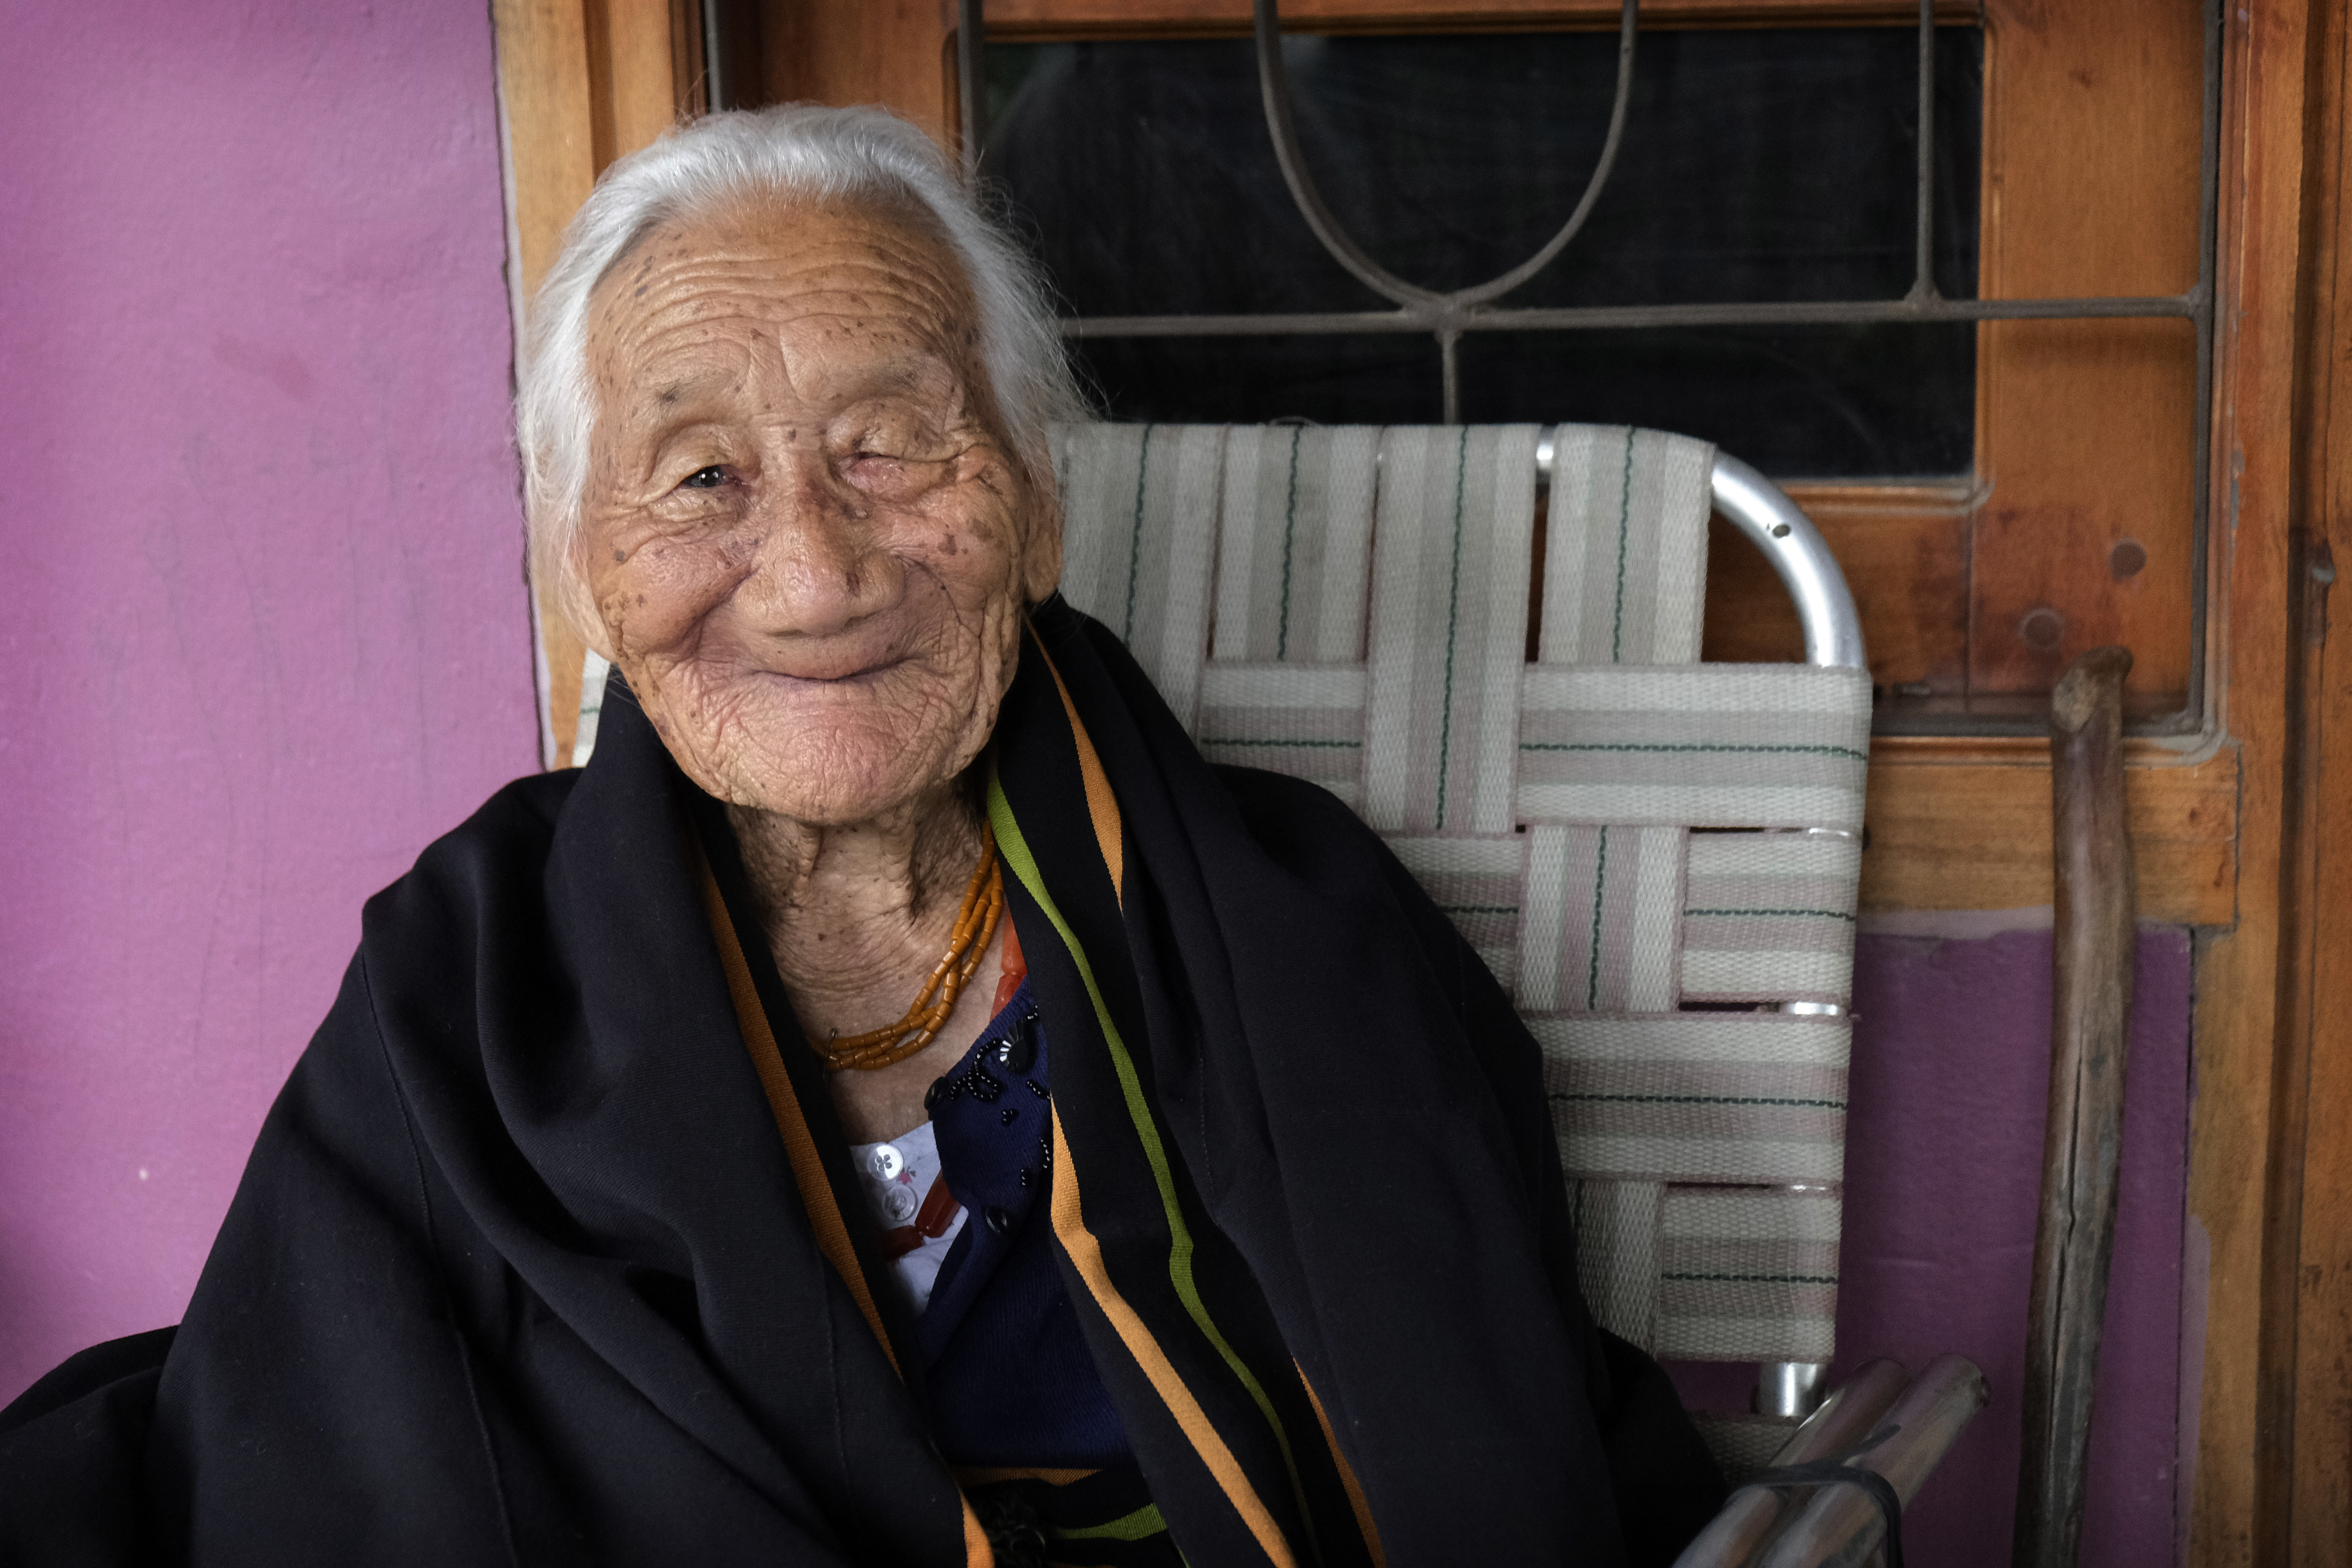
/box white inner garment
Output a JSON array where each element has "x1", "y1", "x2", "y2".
[{"x1": 848, "y1": 1120, "x2": 967, "y2": 1316}]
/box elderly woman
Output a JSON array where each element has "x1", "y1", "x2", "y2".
[{"x1": 0, "y1": 106, "x2": 1720, "y2": 1565}]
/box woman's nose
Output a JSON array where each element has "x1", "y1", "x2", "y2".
[{"x1": 735, "y1": 456, "x2": 901, "y2": 637}]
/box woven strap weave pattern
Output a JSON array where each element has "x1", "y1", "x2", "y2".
[
  {"x1": 1363, "y1": 425, "x2": 1540, "y2": 836},
  {"x1": 1212, "y1": 425, "x2": 1379, "y2": 664},
  {"x1": 1048, "y1": 422, "x2": 1866, "y2": 1368},
  {"x1": 1540, "y1": 425, "x2": 1711, "y2": 666},
  {"x1": 1052, "y1": 422, "x2": 1225, "y2": 731}
]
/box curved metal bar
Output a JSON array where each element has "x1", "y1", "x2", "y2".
[
  {"x1": 1252, "y1": 1, "x2": 1439, "y2": 309},
  {"x1": 1539, "y1": 432, "x2": 1866, "y2": 669},
  {"x1": 1708, "y1": 453, "x2": 1868, "y2": 671},
  {"x1": 1252, "y1": 0, "x2": 1639, "y2": 315},
  {"x1": 1450, "y1": 0, "x2": 1637, "y2": 308}
]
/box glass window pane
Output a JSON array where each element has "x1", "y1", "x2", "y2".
[{"x1": 986, "y1": 26, "x2": 1984, "y2": 476}]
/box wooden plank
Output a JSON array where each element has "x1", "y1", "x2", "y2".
[
  {"x1": 984, "y1": 0, "x2": 1983, "y2": 39},
  {"x1": 496, "y1": 0, "x2": 599, "y2": 309},
  {"x1": 1702, "y1": 515, "x2": 1806, "y2": 666},
  {"x1": 672, "y1": 0, "x2": 711, "y2": 115},
  {"x1": 1860, "y1": 744, "x2": 2236, "y2": 925},
  {"x1": 604, "y1": 0, "x2": 689, "y2": 158},
  {"x1": 2185, "y1": 0, "x2": 2313, "y2": 1560},
  {"x1": 2282, "y1": 3, "x2": 2352, "y2": 1563},
  {"x1": 761, "y1": 0, "x2": 958, "y2": 149},
  {"x1": 498, "y1": 0, "x2": 704, "y2": 767},
  {"x1": 495, "y1": 0, "x2": 600, "y2": 766},
  {"x1": 1969, "y1": 0, "x2": 2205, "y2": 708}
]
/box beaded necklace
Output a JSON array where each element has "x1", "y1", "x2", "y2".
[{"x1": 814, "y1": 824, "x2": 1006, "y2": 1073}]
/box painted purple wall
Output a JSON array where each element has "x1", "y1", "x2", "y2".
[
  {"x1": 0, "y1": 1, "x2": 535, "y2": 1399},
  {"x1": 1672, "y1": 923, "x2": 2194, "y2": 1568},
  {"x1": 1841, "y1": 925, "x2": 2193, "y2": 1567}
]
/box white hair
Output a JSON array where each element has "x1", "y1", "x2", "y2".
[{"x1": 515, "y1": 103, "x2": 1087, "y2": 644}]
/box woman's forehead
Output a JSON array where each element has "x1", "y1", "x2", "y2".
[{"x1": 589, "y1": 198, "x2": 980, "y2": 406}]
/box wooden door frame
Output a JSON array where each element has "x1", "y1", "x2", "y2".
[
  {"x1": 2190, "y1": 0, "x2": 2327, "y2": 1560},
  {"x1": 486, "y1": 2, "x2": 2345, "y2": 1558},
  {"x1": 2257, "y1": 0, "x2": 2352, "y2": 1560}
]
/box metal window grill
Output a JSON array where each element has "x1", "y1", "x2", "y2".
[{"x1": 954, "y1": 0, "x2": 2225, "y2": 737}]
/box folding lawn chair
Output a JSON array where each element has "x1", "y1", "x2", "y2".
[{"x1": 1050, "y1": 418, "x2": 1988, "y2": 1568}]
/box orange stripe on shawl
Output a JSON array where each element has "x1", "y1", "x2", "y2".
[
  {"x1": 695, "y1": 850, "x2": 996, "y2": 1568},
  {"x1": 1048, "y1": 1106, "x2": 1297, "y2": 1568},
  {"x1": 1026, "y1": 618, "x2": 1124, "y2": 903},
  {"x1": 1299, "y1": 1367, "x2": 1388, "y2": 1568}
]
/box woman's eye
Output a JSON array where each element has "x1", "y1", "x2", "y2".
[{"x1": 680, "y1": 465, "x2": 725, "y2": 490}]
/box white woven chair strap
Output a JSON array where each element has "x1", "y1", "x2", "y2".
[
  {"x1": 1195, "y1": 663, "x2": 1369, "y2": 811},
  {"x1": 1516, "y1": 823, "x2": 1687, "y2": 1014},
  {"x1": 1570, "y1": 1179, "x2": 1665, "y2": 1351},
  {"x1": 1682, "y1": 831, "x2": 1861, "y2": 1007},
  {"x1": 1539, "y1": 424, "x2": 1714, "y2": 666},
  {"x1": 1568, "y1": 1184, "x2": 1841, "y2": 1365},
  {"x1": 1364, "y1": 424, "x2": 1542, "y2": 836},
  {"x1": 1657, "y1": 1187, "x2": 1841, "y2": 1363},
  {"x1": 1050, "y1": 422, "x2": 1224, "y2": 730},
  {"x1": 1383, "y1": 834, "x2": 1527, "y2": 996},
  {"x1": 1517, "y1": 664, "x2": 1871, "y2": 831},
  {"x1": 1528, "y1": 1012, "x2": 1850, "y2": 1186},
  {"x1": 1212, "y1": 425, "x2": 1379, "y2": 664}
]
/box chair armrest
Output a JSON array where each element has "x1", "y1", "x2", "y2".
[
  {"x1": 1756, "y1": 1354, "x2": 1989, "y2": 1568},
  {"x1": 1674, "y1": 1360, "x2": 1912, "y2": 1568}
]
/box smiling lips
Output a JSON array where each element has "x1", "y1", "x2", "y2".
[{"x1": 755, "y1": 649, "x2": 910, "y2": 686}]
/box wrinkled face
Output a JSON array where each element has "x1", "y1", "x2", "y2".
[{"x1": 577, "y1": 197, "x2": 1059, "y2": 824}]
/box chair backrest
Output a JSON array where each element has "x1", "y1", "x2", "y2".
[{"x1": 1049, "y1": 421, "x2": 1870, "y2": 1412}]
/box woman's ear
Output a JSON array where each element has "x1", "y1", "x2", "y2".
[
  {"x1": 558, "y1": 546, "x2": 621, "y2": 665},
  {"x1": 574, "y1": 616, "x2": 620, "y2": 666},
  {"x1": 1019, "y1": 488, "x2": 1065, "y2": 605}
]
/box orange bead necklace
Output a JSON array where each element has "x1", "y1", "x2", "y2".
[{"x1": 814, "y1": 824, "x2": 1005, "y2": 1073}]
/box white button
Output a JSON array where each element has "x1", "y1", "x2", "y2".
[
  {"x1": 868, "y1": 1143, "x2": 904, "y2": 1182},
  {"x1": 881, "y1": 1182, "x2": 919, "y2": 1224}
]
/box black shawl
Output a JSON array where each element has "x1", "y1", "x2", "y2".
[{"x1": 0, "y1": 598, "x2": 1721, "y2": 1565}]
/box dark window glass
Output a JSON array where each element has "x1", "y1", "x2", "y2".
[{"x1": 984, "y1": 27, "x2": 1983, "y2": 477}]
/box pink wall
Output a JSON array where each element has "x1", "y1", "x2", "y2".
[
  {"x1": 1840, "y1": 925, "x2": 2192, "y2": 1567},
  {"x1": 0, "y1": 1, "x2": 536, "y2": 1399}
]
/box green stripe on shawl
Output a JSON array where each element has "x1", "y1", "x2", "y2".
[{"x1": 986, "y1": 763, "x2": 1319, "y2": 1555}]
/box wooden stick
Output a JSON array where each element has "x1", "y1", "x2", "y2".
[{"x1": 2013, "y1": 645, "x2": 2138, "y2": 1568}]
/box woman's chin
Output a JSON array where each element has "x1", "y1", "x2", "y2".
[
  {"x1": 658, "y1": 661, "x2": 990, "y2": 826},
  {"x1": 722, "y1": 730, "x2": 961, "y2": 827}
]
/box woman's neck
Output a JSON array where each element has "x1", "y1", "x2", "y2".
[{"x1": 726, "y1": 783, "x2": 986, "y2": 1046}]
